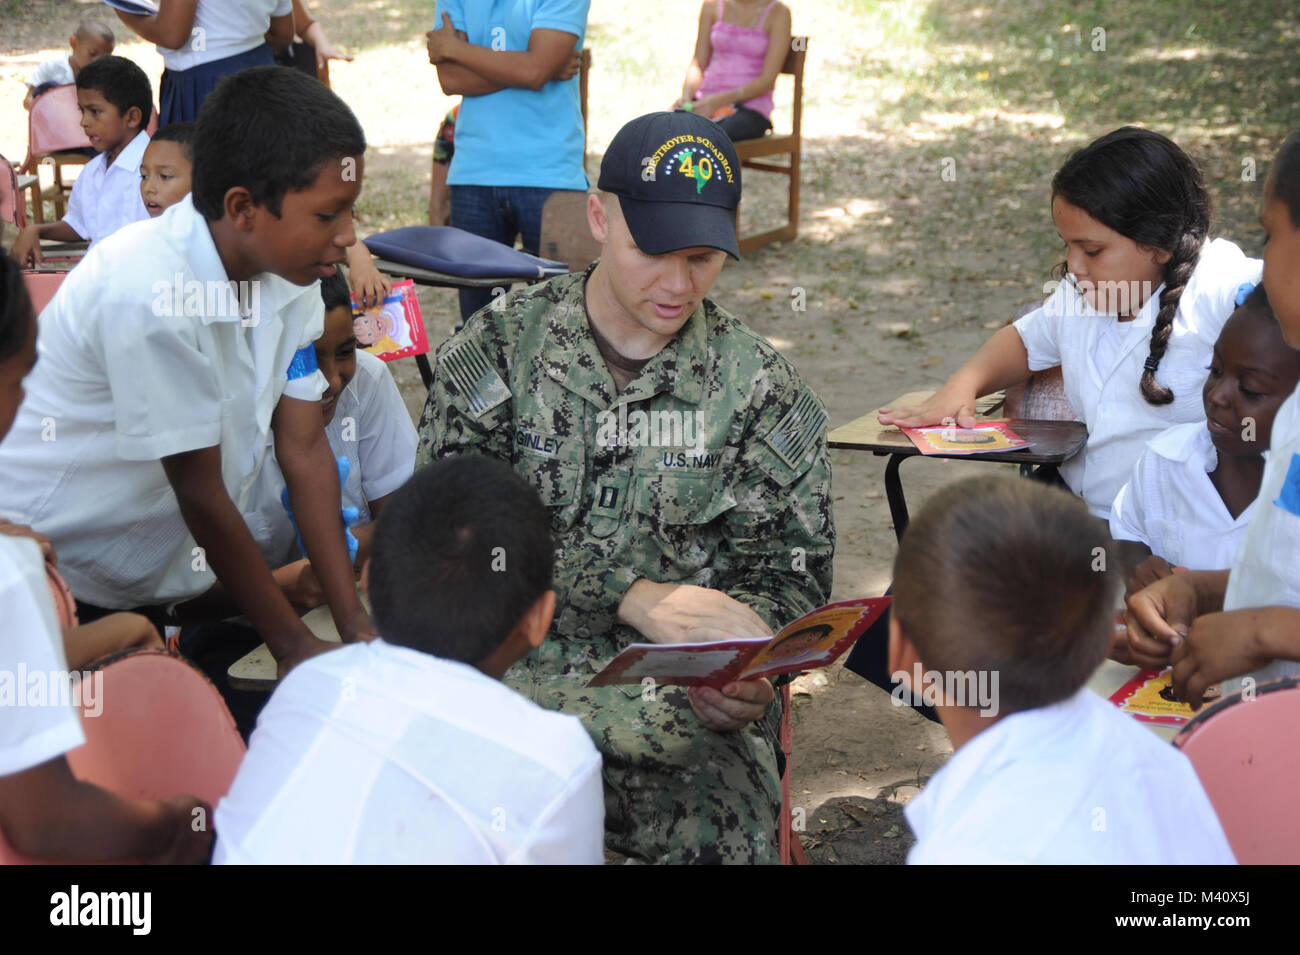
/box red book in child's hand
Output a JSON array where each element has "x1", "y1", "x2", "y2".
[{"x1": 587, "y1": 597, "x2": 890, "y2": 688}]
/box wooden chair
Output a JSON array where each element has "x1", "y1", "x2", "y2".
[
  {"x1": 778, "y1": 682, "x2": 809, "y2": 864},
  {"x1": 1174, "y1": 676, "x2": 1300, "y2": 864},
  {"x1": 0, "y1": 154, "x2": 27, "y2": 229},
  {"x1": 1001, "y1": 305, "x2": 1075, "y2": 421},
  {"x1": 18, "y1": 85, "x2": 92, "y2": 223},
  {"x1": 735, "y1": 38, "x2": 807, "y2": 255}
]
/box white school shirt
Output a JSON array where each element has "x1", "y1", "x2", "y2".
[
  {"x1": 0, "y1": 537, "x2": 85, "y2": 777},
  {"x1": 0, "y1": 195, "x2": 327, "y2": 609},
  {"x1": 158, "y1": 0, "x2": 292, "y2": 71},
  {"x1": 1221, "y1": 387, "x2": 1300, "y2": 693},
  {"x1": 62, "y1": 130, "x2": 150, "y2": 245},
  {"x1": 27, "y1": 57, "x2": 74, "y2": 89},
  {"x1": 243, "y1": 350, "x2": 417, "y2": 568},
  {"x1": 1014, "y1": 238, "x2": 1260, "y2": 520},
  {"x1": 1109, "y1": 422, "x2": 1255, "y2": 571},
  {"x1": 904, "y1": 688, "x2": 1235, "y2": 864},
  {"x1": 214, "y1": 639, "x2": 606, "y2": 864}
]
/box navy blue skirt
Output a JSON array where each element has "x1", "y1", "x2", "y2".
[{"x1": 159, "y1": 43, "x2": 275, "y2": 125}]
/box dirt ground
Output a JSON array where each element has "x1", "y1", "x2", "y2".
[{"x1": 3, "y1": 0, "x2": 1295, "y2": 864}]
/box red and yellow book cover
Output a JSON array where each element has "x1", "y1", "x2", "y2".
[
  {"x1": 1108, "y1": 668, "x2": 1218, "y2": 726},
  {"x1": 587, "y1": 597, "x2": 890, "y2": 689},
  {"x1": 903, "y1": 421, "x2": 1032, "y2": 456},
  {"x1": 351, "y1": 279, "x2": 428, "y2": 362}
]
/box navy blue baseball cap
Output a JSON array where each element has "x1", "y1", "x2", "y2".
[{"x1": 597, "y1": 111, "x2": 743, "y2": 259}]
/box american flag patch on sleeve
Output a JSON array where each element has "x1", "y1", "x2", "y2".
[
  {"x1": 763, "y1": 388, "x2": 827, "y2": 470},
  {"x1": 439, "y1": 338, "x2": 511, "y2": 418}
]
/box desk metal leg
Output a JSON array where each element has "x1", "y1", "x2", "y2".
[
  {"x1": 884, "y1": 453, "x2": 909, "y2": 542},
  {"x1": 416, "y1": 353, "x2": 434, "y2": 389}
]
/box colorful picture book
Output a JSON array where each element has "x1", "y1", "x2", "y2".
[
  {"x1": 1108, "y1": 668, "x2": 1219, "y2": 727},
  {"x1": 587, "y1": 597, "x2": 890, "y2": 688},
  {"x1": 903, "y1": 421, "x2": 1032, "y2": 456},
  {"x1": 351, "y1": 280, "x2": 428, "y2": 362}
]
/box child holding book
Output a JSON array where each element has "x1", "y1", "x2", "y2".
[
  {"x1": 1126, "y1": 130, "x2": 1300, "y2": 699},
  {"x1": 0, "y1": 251, "x2": 211, "y2": 864},
  {"x1": 0, "y1": 67, "x2": 373, "y2": 675},
  {"x1": 9, "y1": 55, "x2": 151, "y2": 266},
  {"x1": 173, "y1": 270, "x2": 416, "y2": 736},
  {"x1": 880, "y1": 127, "x2": 1260, "y2": 521},
  {"x1": 214, "y1": 456, "x2": 604, "y2": 864},
  {"x1": 1110, "y1": 285, "x2": 1300, "y2": 594},
  {"x1": 890, "y1": 475, "x2": 1234, "y2": 864},
  {"x1": 22, "y1": 17, "x2": 115, "y2": 109}
]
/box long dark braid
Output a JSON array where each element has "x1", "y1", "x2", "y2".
[{"x1": 1052, "y1": 127, "x2": 1211, "y2": 405}]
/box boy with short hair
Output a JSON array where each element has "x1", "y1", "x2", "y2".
[
  {"x1": 140, "y1": 123, "x2": 195, "y2": 217},
  {"x1": 0, "y1": 66, "x2": 373, "y2": 674},
  {"x1": 214, "y1": 455, "x2": 605, "y2": 864},
  {"x1": 22, "y1": 17, "x2": 115, "y2": 109},
  {"x1": 889, "y1": 475, "x2": 1234, "y2": 864},
  {"x1": 10, "y1": 55, "x2": 151, "y2": 267}
]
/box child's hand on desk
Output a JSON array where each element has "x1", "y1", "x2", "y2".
[
  {"x1": 275, "y1": 634, "x2": 339, "y2": 680},
  {"x1": 1171, "y1": 608, "x2": 1287, "y2": 707},
  {"x1": 1123, "y1": 574, "x2": 1200, "y2": 669},
  {"x1": 877, "y1": 389, "x2": 979, "y2": 430},
  {"x1": 336, "y1": 605, "x2": 378, "y2": 644},
  {"x1": 272, "y1": 558, "x2": 326, "y2": 615}
]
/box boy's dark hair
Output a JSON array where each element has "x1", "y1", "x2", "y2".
[
  {"x1": 319, "y1": 270, "x2": 353, "y2": 314},
  {"x1": 150, "y1": 122, "x2": 195, "y2": 162},
  {"x1": 75, "y1": 55, "x2": 152, "y2": 128},
  {"x1": 0, "y1": 252, "x2": 36, "y2": 362},
  {"x1": 1270, "y1": 129, "x2": 1300, "y2": 231},
  {"x1": 191, "y1": 67, "x2": 365, "y2": 222},
  {"x1": 892, "y1": 475, "x2": 1116, "y2": 717},
  {"x1": 368, "y1": 456, "x2": 555, "y2": 664},
  {"x1": 75, "y1": 17, "x2": 115, "y2": 44},
  {"x1": 1052, "y1": 126, "x2": 1211, "y2": 407}
]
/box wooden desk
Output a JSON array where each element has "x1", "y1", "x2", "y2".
[
  {"x1": 227, "y1": 603, "x2": 346, "y2": 692},
  {"x1": 828, "y1": 391, "x2": 1087, "y2": 540}
]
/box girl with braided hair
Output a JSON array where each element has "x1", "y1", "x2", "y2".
[{"x1": 880, "y1": 127, "x2": 1260, "y2": 520}]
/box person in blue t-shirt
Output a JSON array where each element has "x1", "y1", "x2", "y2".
[{"x1": 426, "y1": 0, "x2": 590, "y2": 320}]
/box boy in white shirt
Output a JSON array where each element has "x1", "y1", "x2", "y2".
[
  {"x1": 1110, "y1": 285, "x2": 1300, "y2": 595},
  {"x1": 215, "y1": 455, "x2": 605, "y2": 864},
  {"x1": 172, "y1": 271, "x2": 416, "y2": 736},
  {"x1": 890, "y1": 475, "x2": 1234, "y2": 864},
  {"x1": 10, "y1": 55, "x2": 150, "y2": 267},
  {"x1": 22, "y1": 17, "x2": 115, "y2": 110},
  {"x1": 0, "y1": 67, "x2": 374, "y2": 674}
]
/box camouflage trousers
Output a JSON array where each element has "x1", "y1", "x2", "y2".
[{"x1": 505, "y1": 636, "x2": 783, "y2": 865}]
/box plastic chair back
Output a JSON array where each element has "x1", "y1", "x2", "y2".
[
  {"x1": 0, "y1": 154, "x2": 24, "y2": 227},
  {"x1": 1173, "y1": 677, "x2": 1300, "y2": 864},
  {"x1": 19, "y1": 85, "x2": 91, "y2": 172},
  {"x1": 0, "y1": 649, "x2": 245, "y2": 864},
  {"x1": 21, "y1": 270, "x2": 65, "y2": 315}
]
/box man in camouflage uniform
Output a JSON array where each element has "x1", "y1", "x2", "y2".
[{"x1": 416, "y1": 111, "x2": 834, "y2": 863}]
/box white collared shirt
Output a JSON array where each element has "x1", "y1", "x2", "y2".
[
  {"x1": 27, "y1": 57, "x2": 74, "y2": 89},
  {"x1": 242, "y1": 350, "x2": 416, "y2": 567},
  {"x1": 904, "y1": 688, "x2": 1235, "y2": 864},
  {"x1": 1109, "y1": 422, "x2": 1255, "y2": 570},
  {"x1": 158, "y1": 0, "x2": 291, "y2": 71},
  {"x1": 1222, "y1": 386, "x2": 1300, "y2": 691},
  {"x1": 62, "y1": 130, "x2": 150, "y2": 245},
  {"x1": 0, "y1": 195, "x2": 327, "y2": 608},
  {"x1": 1014, "y1": 238, "x2": 1261, "y2": 520},
  {"x1": 0, "y1": 537, "x2": 85, "y2": 778},
  {"x1": 214, "y1": 639, "x2": 605, "y2": 864}
]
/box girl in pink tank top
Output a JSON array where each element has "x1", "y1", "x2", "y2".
[{"x1": 676, "y1": 0, "x2": 792, "y2": 142}]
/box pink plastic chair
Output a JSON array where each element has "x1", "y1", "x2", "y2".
[
  {"x1": 1173, "y1": 676, "x2": 1300, "y2": 864},
  {"x1": 21, "y1": 270, "x2": 65, "y2": 315},
  {"x1": 0, "y1": 649, "x2": 245, "y2": 864}
]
